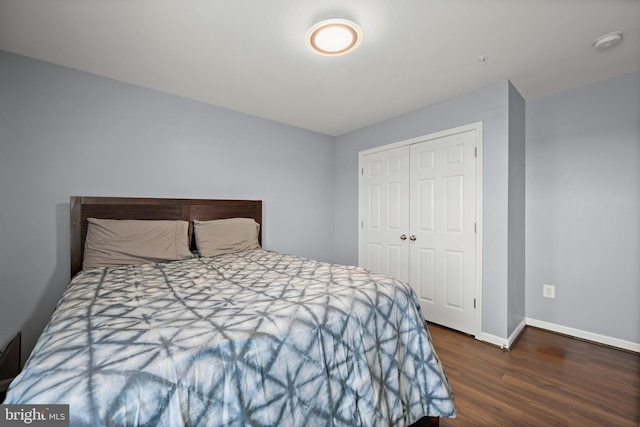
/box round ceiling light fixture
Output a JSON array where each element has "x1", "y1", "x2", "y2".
[
  {"x1": 592, "y1": 31, "x2": 623, "y2": 51},
  {"x1": 306, "y1": 18, "x2": 362, "y2": 56}
]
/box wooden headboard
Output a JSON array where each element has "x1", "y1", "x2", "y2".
[{"x1": 70, "y1": 196, "x2": 262, "y2": 278}]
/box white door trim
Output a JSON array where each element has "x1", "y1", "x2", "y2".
[
  {"x1": 473, "y1": 122, "x2": 483, "y2": 341},
  {"x1": 359, "y1": 122, "x2": 483, "y2": 339}
]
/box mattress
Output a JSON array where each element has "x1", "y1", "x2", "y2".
[{"x1": 5, "y1": 249, "x2": 455, "y2": 426}]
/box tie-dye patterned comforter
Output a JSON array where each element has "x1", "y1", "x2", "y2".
[{"x1": 5, "y1": 249, "x2": 455, "y2": 426}]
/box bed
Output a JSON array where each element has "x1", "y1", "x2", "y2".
[{"x1": 4, "y1": 197, "x2": 455, "y2": 426}]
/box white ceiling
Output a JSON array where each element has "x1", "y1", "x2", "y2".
[{"x1": 1, "y1": 0, "x2": 639, "y2": 136}]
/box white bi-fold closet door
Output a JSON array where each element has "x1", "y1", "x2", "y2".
[{"x1": 359, "y1": 123, "x2": 481, "y2": 336}]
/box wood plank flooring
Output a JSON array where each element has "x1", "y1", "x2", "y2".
[{"x1": 426, "y1": 323, "x2": 640, "y2": 426}]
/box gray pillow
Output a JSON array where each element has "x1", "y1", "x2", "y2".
[
  {"x1": 194, "y1": 218, "x2": 260, "y2": 257},
  {"x1": 83, "y1": 218, "x2": 192, "y2": 269}
]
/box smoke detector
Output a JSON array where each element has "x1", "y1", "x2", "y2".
[{"x1": 593, "y1": 32, "x2": 623, "y2": 51}]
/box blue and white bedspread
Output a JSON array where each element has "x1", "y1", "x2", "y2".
[{"x1": 5, "y1": 249, "x2": 455, "y2": 426}]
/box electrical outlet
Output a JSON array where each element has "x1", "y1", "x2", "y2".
[{"x1": 543, "y1": 284, "x2": 555, "y2": 299}]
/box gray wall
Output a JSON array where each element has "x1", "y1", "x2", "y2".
[
  {"x1": 2, "y1": 49, "x2": 637, "y2": 363},
  {"x1": 507, "y1": 82, "x2": 526, "y2": 336},
  {"x1": 333, "y1": 81, "x2": 513, "y2": 339},
  {"x1": 525, "y1": 71, "x2": 640, "y2": 343},
  {"x1": 0, "y1": 51, "x2": 335, "y2": 359}
]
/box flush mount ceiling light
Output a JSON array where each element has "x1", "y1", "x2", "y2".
[
  {"x1": 593, "y1": 31, "x2": 623, "y2": 51},
  {"x1": 306, "y1": 19, "x2": 362, "y2": 56}
]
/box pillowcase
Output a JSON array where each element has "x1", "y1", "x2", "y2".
[
  {"x1": 83, "y1": 218, "x2": 192, "y2": 270},
  {"x1": 193, "y1": 218, "x2": 260, "y2": 257}
]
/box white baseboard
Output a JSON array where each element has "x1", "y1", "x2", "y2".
[
  {"x1": 477, "y1": 318, "x2": 526, "y2": 350},
  {"x1": 525, "y1": 318, "x2": 640, "y2": 353},
  {"x1": 478, "y1": 332, "x2": 509, "y2": 349},
  {"x1": 507, "y1": 318, "x2": 527, "y2": 349},
  {"x1": 476, "y1": 318, "x2": 639, "y2": 353}
]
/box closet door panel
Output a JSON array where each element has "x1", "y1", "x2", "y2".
[
  {"x1": 360, "y1": 146, "x2": 410, "y2": 282},
  {"x1": 418, "y1": 247, "x2": 436, "y2": 302},
  {"x1": 410, "y1": 129, "x2": 477, "y2": 335}
]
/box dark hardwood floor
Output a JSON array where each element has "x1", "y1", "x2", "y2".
[{"x1": 427, "y1": 323, "x2": 640, "y2": 426}]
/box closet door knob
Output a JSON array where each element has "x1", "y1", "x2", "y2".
[
  {"x1": 400, "y1": 234, "x2": 407, "y2": 240},
  {"x1": 410, "y1": 235, "x2": 417, "y2": 241}
]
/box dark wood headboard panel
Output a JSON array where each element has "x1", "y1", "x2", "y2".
[{"x1": 70, "y1": 197, "x2": 262, "y2": 278}]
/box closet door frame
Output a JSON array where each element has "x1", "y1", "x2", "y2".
[{"x1": 358, "y1": 121, "x2": 483, "y2": 339}]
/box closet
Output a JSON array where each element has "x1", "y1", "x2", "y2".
[{"x1": 358, "y1": 123, "x2": 481, "y2": 335}]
